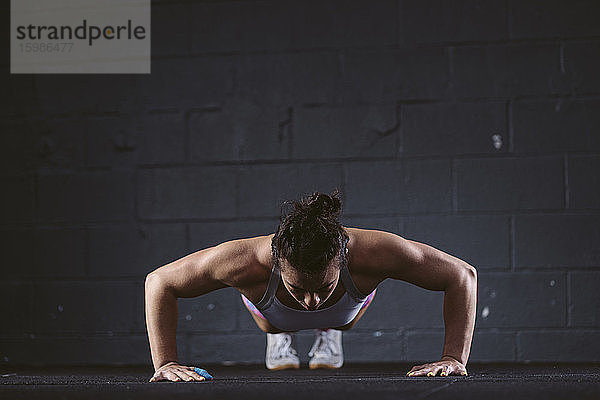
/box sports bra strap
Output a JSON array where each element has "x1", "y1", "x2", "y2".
[
  {"x1": 255, "y1": 264, "x2": 280, "y2": 310},
  {"x1": 339, "y1": 236, "x2": 368, "y2": 302}
]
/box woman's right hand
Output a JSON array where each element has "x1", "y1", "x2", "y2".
[{"x1": 149, "y1": 362, "x2": 209, "y2": 382}]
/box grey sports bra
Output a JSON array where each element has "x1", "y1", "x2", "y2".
[{"x1": 251, "y1": 235, "x2": 373, "y2": 331}]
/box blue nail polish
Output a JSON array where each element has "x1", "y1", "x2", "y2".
[{"x1": 193, "y1": 367, "x2": 213, "y2": 381}]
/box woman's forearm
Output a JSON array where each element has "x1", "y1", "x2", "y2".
[
  {"x1": 441, "y1": 266, "x2": 478, "y2": 365},
  {"x1": 145, "y1": 273, "x2": 180, "y2": 370}
]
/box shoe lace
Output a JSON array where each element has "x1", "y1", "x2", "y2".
[
  {"x1": 308, "y1": 330, "x2": 339, "y2": 357},
  {"x1": 275, "y1": 333, "x2": 298, "y2": 358}
]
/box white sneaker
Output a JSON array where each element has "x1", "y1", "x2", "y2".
[
  {"x1": 308, "y1": 329, "x2": 343, "y2": 369},
  {"x1": 265, "y1": 332, "x2": 300, "y2": 370}
]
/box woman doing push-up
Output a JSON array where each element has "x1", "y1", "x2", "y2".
[{"x1": 145, "y1": 190, "x2": 477, "y2": 382}]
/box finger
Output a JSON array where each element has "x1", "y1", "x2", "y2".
[
  {"x1": 165, "y1": 371, "x2": 183, "y2": 382},
  {"x1": 407, "y1": 368, "x2": 427, "y2": 377},
  {"x1": 409, "y1": 363, "x2": 427, "y2": 371},
  {"x1": 440, "y1": 365, "x2": 449, "y2": 377},
  {"x1": 184, "y1": 369, "x2": 206, "y2": 382},
  {"x1": 427, "y1": 367, "x2": 442, "y2": 377},
  {"x1": 173, "y1": 369, "x2": 194, "y2": 382},
  {"x1": 407, "y1": 365, "x2": 426, "y2": 374},
  {"x1": 151, "y1": 372, "x2": 168, "y2": 382}
]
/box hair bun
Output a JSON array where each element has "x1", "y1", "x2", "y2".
[{"x1": 305, "y1": 190, "x2": 342, "y2": 219}]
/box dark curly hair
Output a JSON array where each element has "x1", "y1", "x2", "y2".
[{"x1": 271, "y1": 189, "x2": 348, "y2": 276}]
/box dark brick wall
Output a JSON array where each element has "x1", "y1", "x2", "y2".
[{"x1": 1, "y1": 0, "x2": 599, "y2": 366}]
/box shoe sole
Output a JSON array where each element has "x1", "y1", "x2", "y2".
[
  {"x1": 309, "y1": 363, "x2": 343, "y2": 369},
  {"x1": 267, "y1": 363, "x2": 300, "y2": 371}
]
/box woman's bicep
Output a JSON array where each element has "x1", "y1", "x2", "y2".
[
  {"x1": 372, "y1": 232, "x2": 471, "y2": 291},
  {"x1": 146, "y1": 239, "x2": 254, "y2": 298}
]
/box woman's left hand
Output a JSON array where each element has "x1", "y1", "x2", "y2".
[{"x1": 406, "y1": 356, "x2": 468, "y2": 377}]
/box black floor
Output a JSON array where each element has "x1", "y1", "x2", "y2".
[{"x1": 1, "y1": 363, "x2": 599, "y2": 399}]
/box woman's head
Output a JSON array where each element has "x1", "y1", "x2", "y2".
[{"x1": 271, "y1": 189, "x2": 348, "y2": 309}]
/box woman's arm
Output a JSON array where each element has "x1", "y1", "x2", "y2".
[
  {"x1": 355, "y1": 229, "x2": 477, "y2": 375},
  {"x1": 144, "y1": 238, "x2": 258, "y2": 380}
]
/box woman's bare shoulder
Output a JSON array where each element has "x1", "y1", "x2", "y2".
[
  {"x1": 344, "y1": 226, "x2": 407, "y2": 276},
  {"x1": 217, "y1": 234, "x2": 274, "y2": 289}
]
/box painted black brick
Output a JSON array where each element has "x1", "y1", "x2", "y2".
[
  {"x1": 37, "y1": 171, "x2": 134, "y2": 223},
  {"x1": 34, "y1": 74, "x2": 140, "y2": 116},
  {"x1": 189, "y1": 101, "x2": 290, "y2": 162},
  {"x1": 235, "y1": 52, "x2": 341, "y2": 106},
  {"x1": 568, "y1": 155, "x2": 600, "y2": 210},
  {"x1": 178, "y1": 287, "x2": 238, "y2": 333},
  {"x1": 0, "y1": 335, "x2": 153, "y2": 366},
  {"x1": 88, "y1": 223, "x2": 187, "y2": 278},
  {"x1": 294, "y1": 105, "x2": 399, "y2": 159},
  {"x1": 570, "y1": 272, "x2": 600, "y2": 327},
  {"x1": 453, "y1": 44, "x2": 565, "y2": 98},
  {"x1": 406, "y1": 330, "x2": 517, "y2": 362},
  {"x1": 291, "y1": 0, "x2": 397, "y2": 49},
  {"x1": 341, "y1": 48, "x2": 450, "y2": 103},
  {"x1": 565, "y1": 41, "x2": 600, "y2": 95},
  {"x1": 33, "y1": 227, "x2": 86, "y2": 278},
  {"x1": 353, "y1": 279, "x2": 445, "y2": 330},
  {"x1": 510, "y1": 0, "x2": 600, "y2": 39},
  {"x1": 405, "y1": 330, "x2": 443, "y2": 361},
  {"x1": 456, "y1": 157, "x2": 564, "y2": 211},
  {"x1": 191, "y1": 1, "x2": 293, "y2": 53},
  {"x1": 403, "y1": 158, "x2": 453, "y2": 214},
  {"x1": 33, "y1": 282, "x2": 138, "y2": 333},
  {"x1": 513, "y1": 99, "x2": 600, "y2": 153},
  {"x1": 342, "y1": 330, "x2": 405, "y2": 362},
  {"x1": 87, "y1": 113, "x2": 186, "y2": 167},
  {"x1": 32, "y1": 117, "x2": 86, "y2": 170},
  {"x1": 404, "y1": 215, "x2": 510, "y2": 269},
  {"x1": 0, "y1": 282, "x2": 33, "y2": 334},
  {"x1": 515, "y1": 215, "x2": 600, "y2": 268},
  {"x1": 0, "y1": 175, "x2": 34, "y2": 224},
  {"x1": 187, "y1": 332, "x2": 265, "y2": 365},
  {"x1": 0, "y1": 119, "x2": 36, "y2": 173},
  {"x1": 137, "y1": 166, "x2": 237, "y2": 220},
  {"x1": 402, "y1": 102, "x2": 506, "y2": 156},
  {"x1": 344, "y1": 161, "x2": 403, "y2": 214},
  {"x1": 518, "y1": 330, "x2": 600, "y2": 362},
  {"x1": 477, "y1": 272, "x2": 566, "y2": 328},
  {"x1": 344, "y1": 159, "x2": 452, "y2": 215},
  {"x1": 138, "y1": 57, "x2": 234, "y2": 110},
  {"x1": 399, "y1": 0, "x2": 507, "y2": 44},
  {"x1": 152, "y1": 2, "x2": 192, "y2": 57},
  {"x1": 237, "y1": 163, "x2": 343, "y2": 218},
  {"x1": 0, "y1": 67, "x2": 37, "y2": 118},
  {"x1": 469, "y1": 330, "x2": 516, "y2": 362},
  {"x1": 0, "y1": 228, "x2": 34, "y2": 278},
  {"x1": 190, "y1": 220, "x2": 277, "y2": 251}
]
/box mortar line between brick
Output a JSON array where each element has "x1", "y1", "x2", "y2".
[
  {"x1": 184, "y1": 110, "x2": 191, "y2": 163},
  {"x1": 235, "y1": 166, "x2": 240, "y2": 219},
  {"x1": 559, "y1": 42, "x2": 566, "y2": 75},
  {"x1": 510, "y1": 215, "x2": 515, "y2": 272},
  {"x1": 185, "y1": 223, "x2": 191, "y2": 254},
  {"x1": 451, "y1": 158, "x2": 458, "y2": 214},
  {"x1": 340, "y1": 161, "x2": 347, "y2": 207},
  {"x1": 395, "y1": 0, "x2": 400, "y2": 47},
  {"x1": 288, "y1": 107, "x2": 294, "y2": 159},
  {"x1": 507, "y1": 99, "x2": 514, "y2": 153},
  {"x1": 506, "y1": 0, "x2": 512, "y2": 41},
  {"x1": 564, "y1": 155, "x2": 570, "y2": 209},
  {"x1": 448, "y1": 46, "x2": 455, "y2": 92},
  {"x1": 566, "y1": 271, "x2": 572, "y2": 327},
  {"x1": 514, "y1": 331, "x2": 520, "y2": 361},
  {"x1": 397, "y1": 103, "x2": 404, "y2": 160}
]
